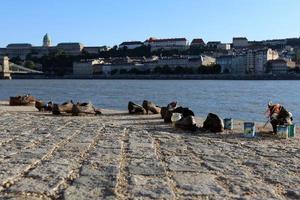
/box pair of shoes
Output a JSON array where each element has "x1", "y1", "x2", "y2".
[
  {"x1": 35, "y1": 100, "x2": 53, "y2": 112},
  {"x1": 142, "y1": 100, "x2": 161, "y2": 114},
  {"x1": 174, "y1": 115, "x2": 197, "y2": 131},
  {"x1": 9, "y1": 94, "x2": 36, "y2": 106},
  {"x1": 72, "y1": 102, "x2": 102, "y2": 116},
  {"x1": 128, "y1": 101, "x2": 147, "y2": 114},
  {"x1": 52, "y1": 101, "x2": 74, "y2": 115},
  {"x1": 164, "y1": 106, "x2": 194, "y2": 123}
]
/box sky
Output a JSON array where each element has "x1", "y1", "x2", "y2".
[{"x1": 0, "y1": 0, "x2": 299, "y2": 47}]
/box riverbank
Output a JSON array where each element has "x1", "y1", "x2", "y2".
[
  {"x1": 9, "y1": 73, "x2": 300, "y2": 80},
  {"x1": 0, "y1": 101, "x2": 299, "y2": 199}
]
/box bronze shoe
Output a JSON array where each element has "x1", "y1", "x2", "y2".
[
  {"x1": 72, "y1": 102, "x2": 97, "y2": 116},
  {"x1": 142, "y1": 100, "x2": 161, "y2": 114},
  {"x1": 203, "y1": 113, "x2": 224, "y2": 133},
  {"x1": 128, "y1": 101, "x2": 146, "y2": 114},
  {"x1": 174, "y1": 115, "x2": 197, "y2": 131},
  {"x1": 52, "y1": 101, "x2": 74, "y2": 115}
]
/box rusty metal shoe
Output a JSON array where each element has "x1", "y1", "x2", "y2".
[
  {"x1": 128, "y1": 101, "x2": 146, "y2": 114},
  {"x1": 10, "y1": 94, "x2": 36, "y2": 106},
  {"x1": 142, "y1": 100, "x2": 161, "y2": 114}
]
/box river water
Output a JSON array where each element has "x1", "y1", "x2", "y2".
[{"x1": 0, "y1": 79, "x2": 299, "y2": 123}]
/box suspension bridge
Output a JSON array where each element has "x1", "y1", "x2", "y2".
[{"x1": 0, "y1": 56, "x2": 43, "y2": 79}]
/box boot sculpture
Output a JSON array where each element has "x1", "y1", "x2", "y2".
[
  {"x1": 128, "y1": 101, "x2": 146, "y2": 114},
  {"x1": 52, "y1": 101, "x2": 74, "y2": 115},
  {"x1": 142, "y1": 100, "x2": 161, "y2": 114},
  {"x1": 174, "y1": 115, "x2": 197, "y2": 131},
  {"x1": 72, "y1": 102, "x2": 102, "y2": 116},
  {"x1": 203, "y1": 113, "x2": 224, "y2": 133},
  {"x1": 10, "y1": 94, "x2": 36, "y2": 106}
]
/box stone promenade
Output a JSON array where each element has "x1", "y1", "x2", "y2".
[{"x1": 0, "y1": 103, "x2": 299, "y2": 199}]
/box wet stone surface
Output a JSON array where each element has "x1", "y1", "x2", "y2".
[{"x1": 0, "y1": 103, "x2": 299, "y2": 199}]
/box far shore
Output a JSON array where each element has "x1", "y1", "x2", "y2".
[{"x1": 5, "y1": 73, "x2": 300, "y2": 80}]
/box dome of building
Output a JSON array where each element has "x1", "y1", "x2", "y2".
[{"x1": 43, "y1": 33, "x2": 51, "y2": 47}]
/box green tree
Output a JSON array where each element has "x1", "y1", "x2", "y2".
[
  {"x1": 153, "y1": 66, "x2": 162, "y2": 74},
  {"x1": 128, "y1": 68, "x2": 140, "y2": 74},
  {"x1": 111, "y1": 69, "x2": 118, "y2": 75},
  {"x1": 174, "y1": 66, "x2": 185, "y2": 74},
  {"x1": 120, "y1": 69, "x2": 128, "y2": 74},
  {"x1": 24, "y1": 60, "x2": 36, "y2": 70},
  {"x1": 161, "y1": 65, "x2": 172, "y2": 74}
]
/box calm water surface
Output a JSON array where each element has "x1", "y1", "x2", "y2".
[{"x1": 0, "y1": 80, "x2": 299, "y2": 123}]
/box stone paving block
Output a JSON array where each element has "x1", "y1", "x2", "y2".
[
  {"x1": 63, "y1": 185, "x2": 115, "y2": 200},
  {"x1": 80, "y1": 164, "x2": 119, "y2": 176},
  {"x1": 129, "y1": 175, "x2": 174, "y2": 199},
  {"x1": 7, "y1": 177, "x2": 52, "y2": 195},
  {"x1": 172, "y1": 172, "x2": 226, "y2": 197},
  {"x1": 165, "y1": 155, "x2": 207, "y2": 172},
  {"x1": 128, "y1": 158, "x2": 165, "y2": 176},
  {"x1": 73, "y1": 175, "x2": 117, "y2": 188}
]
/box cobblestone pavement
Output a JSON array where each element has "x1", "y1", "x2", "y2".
[{"x1": 0, "y1": 105, "x2": 299, "y2": 199}]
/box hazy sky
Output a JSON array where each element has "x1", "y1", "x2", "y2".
[{"x1": 0, "y1": 0, "x2": 299, "y2": 47}]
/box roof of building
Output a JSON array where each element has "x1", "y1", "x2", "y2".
[
  {"x1": 145, "y1": 37, "x2": 187, "y2": 43},
  {"x1": 57, "y1": 42, "x2": 83, "y2": 46},
  {"x1": 233, "y1": 37, "x2": 248, "y2": 40},
  {"x1": 119, "y1": 41, "x2": 143, "y2": 46},
  {"x1": 207, "y1": 41, "x2": 221, "y2": 44},
  {"x1": 84, "y1": 46, "x2": 108, "y2": 49},
  {"x1": 7, "y1": 43, "x2": 32, "y2": 48},
  {"x1": 191, "y1": 39, "x2": 205, "y2": 45}
]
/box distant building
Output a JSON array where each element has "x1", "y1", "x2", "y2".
[
  {"x1": 232, "y1": 54, "x2": 247, "y2": 74},
  {"x1": 56, "y1": 43, "x2": 84, "y2": 56},
  {"x1": 232, "y1": 37, "x2": 249, "y2": 48},
  {"x1": 83, "y1": 46, "x2": 108, "y2": 54},
  {"x1": 43, "y1": 33, "x2": 51, "y2": 47},
  {"x1": 206, "y1": 41, "x2": 221, "y2": 49},
  {"x1": 267, "y1": 59, "x2": 296, "y2": 74},
  {"x1": 217, "y1": 48, "x2": 278, "y2": 74},
  {"x1": 119, "y1": 41, "x2": 143, "y2": 49},
  {"x1": 6, "y1": 43, "x2": 32, "y2": 59},
  {"x1": 190, "y1": 38, "x2": 205, "y2": 47},
  {"x1": 217, "y1": 55, "x2": 234, "y2": 73},
  {"x1": 262, "y1": 39, "x2": 286, "y2": 47},
  {"x1": 73, "y1": 59, "x2": 104, "y2": 75},
  {"x1": 246, "y1": 48, "x2": 279, "y2": 74},
  {"x1": 144, "y1": 37, "x2": 188, "y2": 51},
  {"x1": 217, "y1": 43, "x2": 231, "y2": 50}
]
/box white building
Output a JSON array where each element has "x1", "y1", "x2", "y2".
[
  {"x1": 73, "y1": 59, "x2": 104, "y2": 75},
  {"x1": 246, "y1": 48, "x2": 279, "y2": 74},
  {"x1": 144, "y1": 37, "x2": 188, "y2": 51},
  {"x1": 119, "y1": 41, "x2": 143, "y2": 49}
]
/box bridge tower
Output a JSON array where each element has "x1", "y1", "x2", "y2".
[{"x1": 0, "y1": 56, "x2": 11, "y2": 79}]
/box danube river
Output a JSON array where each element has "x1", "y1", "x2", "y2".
[{"x1": 0, "y1": 79, "x2": 299, "y2": 123}]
